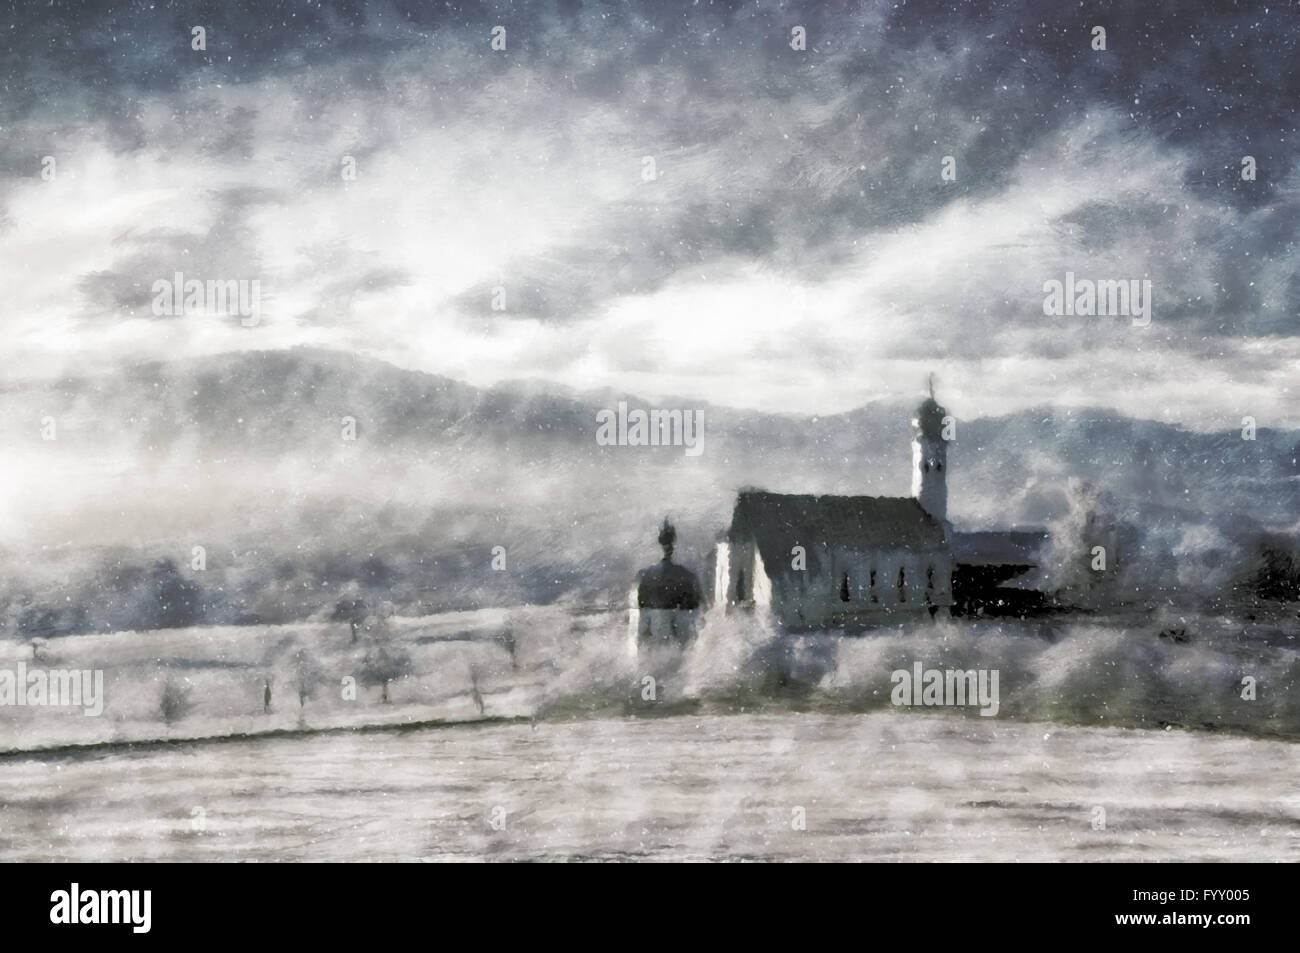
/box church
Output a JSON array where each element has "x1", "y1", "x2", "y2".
[{"x1": 712, "y1": 385, "x2": 1046, "y2": 630}]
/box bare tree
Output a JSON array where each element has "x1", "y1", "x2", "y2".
[
  {"x1": 160, "y1": 677, "x2": 193, "y2": 726},
  {"x1": 1038, "y1": 479, "x2": 1143, "y2": 609},
  {"x1": 496, "y1": 628, "x2": 517, "y2": 670},
  {"x1": 469, "y1": 664, "x2": 485, "y2": 715},
  {"x1": 360, "y1": 642, "x2": 412, "y2": 704},
  {"x1": 294, "y1": 648, "x2": 324, "y2": 708},
  {"x1": 332, "y1": 598, "x2": 369, "y2": 643}
]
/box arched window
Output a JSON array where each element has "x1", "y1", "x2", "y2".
[
  {"x1": 736, "y1": 569, "x2": 747, "y2": 602},
  {"x1": 897, "y1": 566, "x2": 906, "y2": 602},
  {"x1": 869, "y1": 568, "x2": 878, "y2": 603},
  {"x1": 936, "y1": 461, "x2": 943, "y2": 471},
  {"x1": 923, "y1": 460, "x2": 930, "y2": 473},
  {"x1": 839, "y1": 572, "x2": 851, "y2": 602}
]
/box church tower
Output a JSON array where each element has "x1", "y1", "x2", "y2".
[{"x1": 911, "y1": 376, "x2": 948, "y2": 523}]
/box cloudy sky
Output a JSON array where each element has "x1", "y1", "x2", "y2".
[{"x1": 2, "y1": 0, "x2": 1297, "y2": 427}]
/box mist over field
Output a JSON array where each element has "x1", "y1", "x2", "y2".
[
  {"x1": 2, "y1": 600, "x2": 1297, "y2": 751},
  {"x1": 1, "y1": 601, "x2": 1297, "y2": 861}
]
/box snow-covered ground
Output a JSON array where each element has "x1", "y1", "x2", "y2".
[
  {"x1": 0, "y1": 604, "x2": 1296, "y2": 860},
  {"x1": 0, "y1": 606, "x2": 553, "y2": 752},
  {"x1": 1, "y1": 711, "x2": 1297, "y2": 861}
]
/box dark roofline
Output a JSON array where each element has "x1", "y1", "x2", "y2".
[{"x1": 726, "y1": 490, "x2": 949, "y2": 581}]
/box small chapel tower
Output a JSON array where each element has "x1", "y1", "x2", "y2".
[
  {"x1": 628, "y1": 518, "x2": 703, "y2": 653},
  {"x1": 911, "y1": 375, "x2": 949, "y2": 523}
]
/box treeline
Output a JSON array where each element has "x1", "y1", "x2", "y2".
[
  {"x1": 0, "y1": 548, "x2": 590, "y2": 639},
  {"x1": 1238, "y1": 533, "x2": 1300, "y2": 603},
  {"x1": 4, "y1": 528, "x2": 1296, "y2": 641}
]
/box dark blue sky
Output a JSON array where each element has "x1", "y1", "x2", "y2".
[{"x1": 2, "y1": 0, "x2": 1296, "y2": 423}]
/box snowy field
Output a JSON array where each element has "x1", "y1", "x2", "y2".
[
  {"x1": 1, "y1": 712, "x2": 1297, "y2": 861},
  {"x1": 0, "y1": 604, "x2": 1296, "y2": 860}
]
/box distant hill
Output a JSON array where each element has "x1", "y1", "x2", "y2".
[{"x1": 0, "y1": 347, "x2": 1295, "y2": 633}]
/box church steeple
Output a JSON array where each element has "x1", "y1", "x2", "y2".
[
  {"x1": 911, "y1": 376, "x2": 948, "y2": 523},
  {"x1": 637, "y1": 517, "x2": 702, "y2": 613}
]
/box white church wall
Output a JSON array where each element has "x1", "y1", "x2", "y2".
[
  {"x1": 911, "y1": 436, "x2": 948, "y2": 523},
  {"x1": 716, "y1": 522, "x2": 955, "y2": 627},
  {"x1": 752, "y1": 549, "x2": 773, "y2": 610},
  {"x1": 911, "y1": 439, "x2": 925, "y2": 499},
  {"x1": 713, "y1": 541, "x2": 731, "y2": 607}
]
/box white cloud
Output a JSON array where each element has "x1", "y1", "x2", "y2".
[{"x1": 1, "y1": 21, "x2": 1295, "y2": 434}]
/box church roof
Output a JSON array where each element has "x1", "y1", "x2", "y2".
[
  {"x1": 951, "y1": 530, "x2": 1048, "y2": 567},
  {"x1": 728, "y1": 490, "x2": 948, "y2": 579}
]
